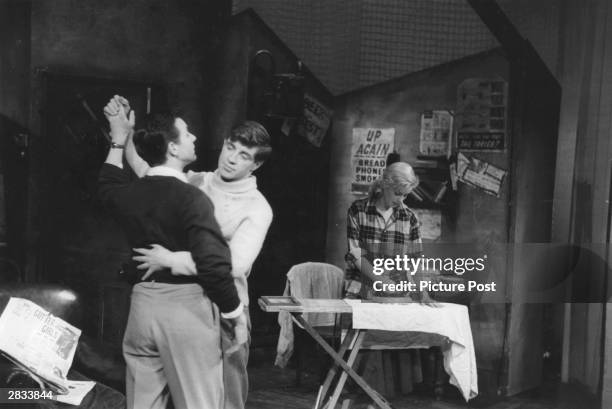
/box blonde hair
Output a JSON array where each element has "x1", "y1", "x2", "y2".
[{"x1": 368, "y1": 162, "x2": 419, "y2": 200}]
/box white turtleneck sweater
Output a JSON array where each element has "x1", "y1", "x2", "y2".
[{"x1": 187, "y1": 170, "x2": 273, "y2": 305}]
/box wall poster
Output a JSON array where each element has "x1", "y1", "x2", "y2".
[
  {"x1": 456, "y1": 153, "x2": 506, "y2": 197},
  {"x1": 351, "y1": 128, "x2": 395, "y2": 194},
  {"x1": 296, "y1": 93, "x2": 333, "y2": 147},
  {"x1": 456, "y1": 78, "x2": 507, "y2": 151},
  {"x1": 419, "y1": 110, "x2": 453, "y2": 157}
]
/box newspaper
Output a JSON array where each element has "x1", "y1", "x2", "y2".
[
  {"x1": 0, "y1": 297, "x2": 81, "y2": 394},
  {"x1": 456, "y1": 153, "x2": 506, "y2": 197},
  {"x1": 55, "y1": 380, "x2": 96, "y2": 405}
]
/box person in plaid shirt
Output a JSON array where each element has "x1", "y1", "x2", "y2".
[{"x1": 345, "y1": 161, "x2": 431, "y2": 301}]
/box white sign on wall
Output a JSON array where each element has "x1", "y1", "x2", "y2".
[
  {"x1": 419, "y1": 110, "x2": 453, "y2": 157},
  {"x1": 351, "y1": 128, "x2": 395, "y2": 194},
  {"x1": 297, "y1": 94, "x2": 332, "y2": 147}
]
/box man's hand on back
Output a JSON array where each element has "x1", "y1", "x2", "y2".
[{"x1": 133, "y1": 244, "x2": 197, "y2": 280}]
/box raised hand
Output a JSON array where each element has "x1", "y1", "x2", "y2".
[
  {"x1": 103, "y1": 95, "x2": 135, "y2": 145},
  {"x1": 115, "y1": 95, "x2": 131, "y2": 117}
]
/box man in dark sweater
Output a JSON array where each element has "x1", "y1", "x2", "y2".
[{"x1": 98, "y1": 99, "x2": 246, "y2": 409}]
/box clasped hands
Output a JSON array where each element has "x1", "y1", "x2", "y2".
[{"x1": 103, "y1": 95, "x2": 135, "y2": 144}]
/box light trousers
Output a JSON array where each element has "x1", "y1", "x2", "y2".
[
  {"x1": 123, "y1": 282, "x2": 223, "y2": 409},
  {"x1": 221, "y1": 307, "x2": 251, "y2": 409}
]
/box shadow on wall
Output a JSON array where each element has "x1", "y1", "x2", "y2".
[
  {"x1": 525, "y1": 243, "x2": 608, "y2": 303},
  {"x1": 0, "y1": 115, "x2": 30, "y2": 278}
]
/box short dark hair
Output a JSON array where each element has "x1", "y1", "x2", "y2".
[
  {"x1": 133, "y1": 113, "x2": 180, "y2": 167},
  {"x1": 227, "y1": 120, "x2": 272, "y2": 162}
]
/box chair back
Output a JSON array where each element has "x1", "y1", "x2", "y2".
[
  {"x1": 285, "y1": 262, "x2": 344, "y2": 327},
  {"x1": 275, "y1": 262, "x2": 344, "y2": 368}
]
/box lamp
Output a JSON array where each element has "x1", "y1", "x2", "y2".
[{"x1": 249, "y1": 49, "x2": 305, "y2": 119}]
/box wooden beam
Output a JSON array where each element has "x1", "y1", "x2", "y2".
[{"x1": 465, "y1": 0, "x2": 527, "y2": 57}]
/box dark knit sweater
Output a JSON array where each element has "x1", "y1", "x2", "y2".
[{"x1": 98, "y1": 163, "x2": 240, "y2": 313}]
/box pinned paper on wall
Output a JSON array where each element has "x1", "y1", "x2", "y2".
[
  {"x1": 296, "y1": 94, "x2": 332, "y2": 147},
  {"x1": 419, "y1": 110, "x2": 453, "y2": 157},
  {"x1": 456, "y1": 78, "x2": 507, "y2": 151},
  {"x1": 351, "y1": 128, "x2": 395, "y2": 194},
  {"x1": 456, "y1": 153, "x2": 506, "y2": 197}
]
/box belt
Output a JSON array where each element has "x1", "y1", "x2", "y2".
[
  {"x1": 119, "y1": 264, "x2": 199, "y2": 285},
  {"x1": 139, "y1": 276, "x2": 199, "y2": 285}
]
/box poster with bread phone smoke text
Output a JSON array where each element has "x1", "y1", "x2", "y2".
[{"x1": 351, "y1": 128, "x2": 395, "y2": 194}]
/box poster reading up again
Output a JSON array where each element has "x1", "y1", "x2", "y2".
[{"x1": 351, "y1": 128, "x2": 395, "y2": 194}]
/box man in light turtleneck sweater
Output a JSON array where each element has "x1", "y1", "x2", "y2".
[{"x1": 117, "y1": 94, "x2": 273, "y2": 409}]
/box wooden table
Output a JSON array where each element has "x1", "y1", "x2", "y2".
[{"x1": 259, "y1": 297, "x2": 477, "y2": 409}]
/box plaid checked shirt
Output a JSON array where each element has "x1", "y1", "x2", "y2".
[{"x1": 345, "y1": 198, "x2": 422, "y2": 299}]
